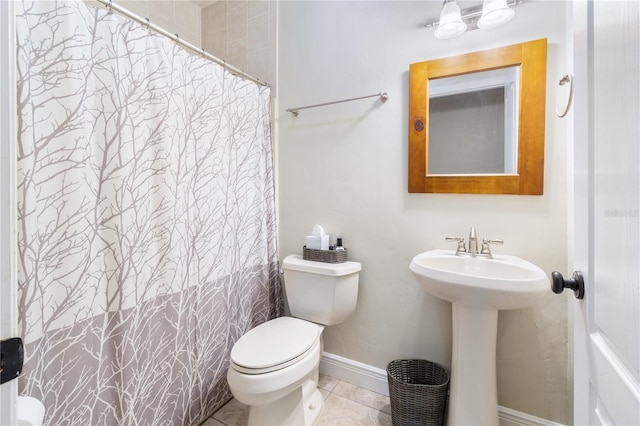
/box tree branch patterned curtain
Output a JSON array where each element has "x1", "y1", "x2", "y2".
[{"x1": 16, "y1": 1, "x2": 282, "y2": 424}]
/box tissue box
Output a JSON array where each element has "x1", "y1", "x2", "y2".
[{"x1": 305, "y1": 235, "x2": 329, "y2": 250}]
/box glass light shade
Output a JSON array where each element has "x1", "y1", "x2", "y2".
[
  {"x1": 434, "y1": 1, "x2": 467, "y2": 39},
  {"x1": 477, "y1": 0, "x2": 515, "y2": 29}
]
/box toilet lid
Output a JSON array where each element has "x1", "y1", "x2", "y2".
[{"x1": 231, "y1": 317, "x2": 320, "y2": 371}]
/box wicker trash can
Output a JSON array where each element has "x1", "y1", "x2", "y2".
[{"x1": 386, "y1": 359, "x2": 449, "y2": 426}]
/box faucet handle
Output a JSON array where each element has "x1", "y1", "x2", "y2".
[
  {"x1": 445, "y1": 236, "x2": 466, "y2": 254},
  {"x1": 480, "y1": 238, "x2": 504, "y2": 257}
]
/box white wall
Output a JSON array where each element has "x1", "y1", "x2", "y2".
[{"x1": 276, "y1": 1, "x2": 570, "y2": 423}]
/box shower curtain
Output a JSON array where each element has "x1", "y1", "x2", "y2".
[{"x1": 16, "y1": 1, "x2": 282, "y2": 424}]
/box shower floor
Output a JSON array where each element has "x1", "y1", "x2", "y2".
[{"x1": 205, "y1": 374, "x2": 392, "y2": 426}]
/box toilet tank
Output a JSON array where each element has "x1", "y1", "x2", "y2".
[{"x1": 282, "y1": 254, "x2": 361, "y2": 326}]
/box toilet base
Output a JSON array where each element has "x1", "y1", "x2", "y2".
[{"x1": 247, "y1": 385, "x2": 323, "y2": 426}]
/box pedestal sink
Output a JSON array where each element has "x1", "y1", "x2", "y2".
[{"x1": 410, "y1": 249, "x2": 548, "y2": 425}]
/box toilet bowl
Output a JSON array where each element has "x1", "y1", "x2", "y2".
[
  {"x1": 17, "y1": 396, "x2": 45, "y2": 426},
  {"x1": 227, "y1": 254, "x2": 361, "y2": 426},
  {"x1": 227, "y1": 317, "x2": 325, "y2": 425}
]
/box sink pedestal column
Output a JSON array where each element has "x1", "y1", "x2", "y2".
[{"x1": 448, "y1": 303, "x2": 499, "y2": 426}]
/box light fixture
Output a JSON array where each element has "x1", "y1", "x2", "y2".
[
  {"x1": 477, "y1": 0, "x2": 515, "y2": 29},
  {"x1": 426, "y1": 0, "x2": 526, "y2": 39},
  {"x1": 434, "y1": 0, "x2": 467, "y2": 40}
]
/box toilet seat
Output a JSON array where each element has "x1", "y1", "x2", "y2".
[{"x1": 230, "y1": 317, "x2": 320, "y2": 375}]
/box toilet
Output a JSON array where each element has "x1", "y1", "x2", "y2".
[{"x1": 227, "y1": 254, "x2": 361, "y2": 426}]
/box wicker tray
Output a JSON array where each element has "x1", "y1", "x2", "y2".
[
  {"x1": 302, "y1": 246, "x2": 348, "y2": 263},
  {"x1": 387, "y1": 359, "x2": 449, "y2": 426}
]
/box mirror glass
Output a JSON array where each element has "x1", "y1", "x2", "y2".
[
  {"x1": 408, "y1": 39, "x2": 547, "y2": 195},
  {"x1": 428, "y1": 67, "x2": 519, "y2": 175}
]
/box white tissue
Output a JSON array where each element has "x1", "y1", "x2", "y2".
[
  {"x1": 306, "y1": 224, "x2": 329, "y2": 250},
  {"x1": 312, "y1": 224, "x2": 326, "y2": 237},
  {"x1": 17, "y1": 396, "x2": 45, "y2": 426}
]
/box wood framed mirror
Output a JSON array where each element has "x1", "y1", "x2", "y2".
[{"x1": 408, "y1": 38, "x2": 547, "y2": 195}]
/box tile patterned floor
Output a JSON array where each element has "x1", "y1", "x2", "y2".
[{"x1": 203, "y1": 374, "x2": 392, "y2": 426}]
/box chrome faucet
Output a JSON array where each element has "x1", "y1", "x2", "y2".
[
  {"x1": 468, "y1": 226, "x2": 478, "y2": 255},
  {"x1": 445, "y1": 227, "x2": 504, "y2": 258}
]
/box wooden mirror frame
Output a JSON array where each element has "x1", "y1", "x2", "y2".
[{"x1": 408, "y1": 38, "x2": 547, "y2": 195}]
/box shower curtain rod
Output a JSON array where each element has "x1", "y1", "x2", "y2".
[{"x1": 96, "y1": 0, "x2": 267, "y2": 87}]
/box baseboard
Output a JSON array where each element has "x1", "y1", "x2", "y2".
[
  {"x1": 319, "y1": 352, "x2": 564, "y2": 426},
  {"x1": 498, "y1": 406, "x2": 565, "y2": 426},
  {"x1": 319, "y1": 351, "x2": 390, "y2": 396}
]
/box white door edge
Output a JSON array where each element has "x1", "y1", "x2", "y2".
[
  {"x1": 571, "y1": 1, "x2": 590, "y2": 424},
  {"x1": 0, "y1": 0, "x2": 18, "y2": 424}
]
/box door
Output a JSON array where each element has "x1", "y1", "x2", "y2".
[
  {"x1": 572, "y1": 1, "x2": 640, "y2": 424},
  {"x1": 0, "y1": 1, "x2": 17, "y2": 424}
]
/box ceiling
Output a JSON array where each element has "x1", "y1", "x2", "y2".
[
  {"x1": 190, "y1": 1, "x2": 217, "y2": 8},
  {"x1": 187, "y1": 0, "x2": 486, "y2": 21}
]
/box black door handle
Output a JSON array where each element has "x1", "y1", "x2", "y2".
[
  {"x1": 551, "y1": 271, "x2": 585, "y2": 300},
  {"x1": 1, "y1": 337, "x2": 24, "y2": 384}
]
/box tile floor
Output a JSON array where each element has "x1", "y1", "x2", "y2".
[{"x1": 203, "y1": 374, "x2": 392, "y2": 426}]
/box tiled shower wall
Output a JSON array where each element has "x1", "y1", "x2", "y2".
[
  {"x1": 87, "y1": 1, "x2": 276, "y2": 88},
  {"x1": 201, "y1": 0, "x2": 277, "y2": 88},
  {"x1": 87, "y1": 0, "x2": 202, "y2": 47}
]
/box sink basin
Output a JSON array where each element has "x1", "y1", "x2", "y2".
[
  {"x1": 410, "y1": 249, "x2": 548, "y2": 425},
  {"x1": 410, "y1": 249, "x2": 548, "y2": 310}
]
